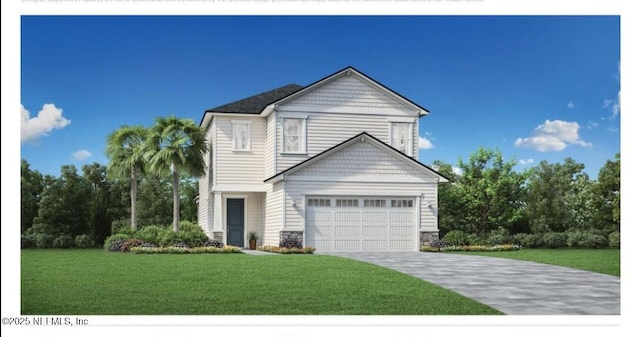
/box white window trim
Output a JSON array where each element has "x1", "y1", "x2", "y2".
[
  {"x1": 281, "y1": 118, "x2": 307, "y2": 154},
  {"x1": 231, "y1": 120, "x2": 252, "y2": 152},
  {"x1": 389, "y1": 122, "x2": 414, "y2": 157}
]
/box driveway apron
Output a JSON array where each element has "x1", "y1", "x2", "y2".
[{"x1": 327, "y1": 251, "x2": 620, "y2": 315}]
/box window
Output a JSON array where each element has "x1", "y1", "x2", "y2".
[
  {"x1": 231, "y1": 121, "x2": 251, "y2": 151},
  {"x1": 391, "y1": 122, "x2": 413, "y2": 155},
  {"x1": 336, "y1": 199, "x2": 359, "y2": 207},
  {"x1": 283, "y1": 118, "x2": 306, "y2": 153},
  {"x1": 391, "y1": 199, "x2": 413, "y2": 208},
  {"x1": 308, "y1": 198, "x2": 331, "y2": 207},
  {"x1": 364, "y1": 199, "x2": 386, "y2": 208}
]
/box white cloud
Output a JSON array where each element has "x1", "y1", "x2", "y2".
[
  {"x1": 419, "y1": 136, "x2": 434, "y2": 150},
  {"x1": 72, "y1": 150, "x2": 92, "y2": 161},
  {"x1": 587, "y1": 121, "x2": 599, "y2": 130},
  {"x1": 603, "y1": 91, "x2": 620, "y2": 119},
  {"x1": 452, "y1": 167, "x2": 463, "y2": 176},
  {"x1": 21, "y1": 103, "x2": 71, "y2": 143},
  {"x1": 567, "y1": 101, "x2": 575, "y2": 109},
  {"x1": 518, "y1": 158, "x2": 534, "y2": 165},
  {"x1": 514, "y1": 120, "x2": 592, "y2": 152}
]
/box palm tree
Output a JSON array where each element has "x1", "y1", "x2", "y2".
[
  {"x1": 105, "y1": 125, "x2": 148, "y2": 231},
  {"x1": 146, "y1": 116, "x2": 207, "y2": 232}
]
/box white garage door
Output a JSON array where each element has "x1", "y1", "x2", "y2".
[{"x1": 306, "y1": 196, "x2": 417, "y2": 251}]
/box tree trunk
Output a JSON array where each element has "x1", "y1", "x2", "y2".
[
  {"x1": 172, "y1": 169, "x2": 180, "y2": 232},
  {"x1": 130, "y1": 166, "x2": 138, "y2": 231}
]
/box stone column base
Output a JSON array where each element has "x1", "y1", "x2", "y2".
[
  {"x1": 280, "y1": 231, "x2": 303, "y2": 245},
  {"x1": 212, "y1": 231, "x2": 223, "y2": 242},
  {"x1": 420, "y1": 231, "x2": 439, "y2": 246}
]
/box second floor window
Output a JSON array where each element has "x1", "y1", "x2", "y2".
[
  {"x1": 231, "y1": 120, "x2": 251, "y2": 151},
  {"x1": 391, "y1": 122, "x2": 413, "y2": 156},
  {"x1": 283, "y1": 118, "x2": 306, "y2": 153}
]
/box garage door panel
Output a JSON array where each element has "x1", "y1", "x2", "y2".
[
  {"x1": 363, "y1": 212, "x2": 388, "y2": 222},
  {"x1": 390, "y1": 240, "x2": 414, "y2": 250},
  {"x1": 390, "y1": 212, "x2": 413, "y2": 223},
  {"x1": 310, "y1": 225, "x2": 333, "y2": 237},
  {"x1": 362, "y1": 226, "x2": 387, "y2": 236},
  {"x1": 335, "y1": 211, "x2": 361, "y2": 223},
  {"x1": 313, "y1": 240, "x2": 334, "y2": 251},
  {"x1": 335, "y1": 225, "x2": 360, "y2": 237},
  {"x1": 335, "y1": 240, "x2": 361, "y2": 250},
  {"x1": 308, "y1": 210, "x2": 332, "y2": 223},
  {"x1": 362, "y1": 240, "x2": 387, "y2": 250}
]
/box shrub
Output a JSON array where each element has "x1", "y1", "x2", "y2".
[
  {"x1": 25, "y1": 223, "x2": 56, "y2": 236},
  {"x1": 130, "y1": 246, "x2": 243, "y2": 254},
  {"x1": 178, "y1": 220, "x2": 200, "y2": 232},
  {"x1": 279, "y1": 237, "x2": 302, "y2": 249},
  {"x1": 121, "y1": 239, "x2": 144, "y2": 252},
  {"x1": 111, "y1": 219, "x2": 134, "y2": 235},
  {"x1": 608, "y1": 231, "x2": 620, "y2": 248},
  {"x1": 34, "y1": 233, "x2": 55, "y2": 248},
  {"x1": 258, "y1": 245, "x2": 315, "y2": 254},
  {"x1": 75, "y1": 234, "x2": 95, "y2": 248},
  {"x1": 135, "y1": 225, "x2": 169, "y2": 246},
  {"x1": 420, "y1": 246, "x2": 441, "y2": 252},
  {"x1": 443, "y1": 230, "x2": 469, "y2": 246},
  {"x1": 21, "y1": 234, "x2": 36, "y2": 248},
  {"x1": 467, "y1": 233, "x2": 489, "y2": 246},
  {"x1": 104, "y1": 233, "x2": 131, "y2": 251},
  {"x1": 566, "y1": 231, "x2": 608, "y2": 248},
  {"x1": 511, "y1": 233, "x2": 528, "y2": 246},
  {"x1": 487, "y1": 227, "x2": 511, "y2": 245},
  {"x1": 52, "y1": 235, "x2": 75, "y2": 248},
  {"x1": 441, "y1": 244, "x2": 521, "y2": 252},
  {"x1": 542, "y1": 232, "x2": 567, "y2": 248},
  {"x1": 202, "y1": 239, "x2": 224, "y2": 248},
  {"x1": 521, "y1": 233, "x2": 544, "y2": 248},
  {"x1": 429, "y1": 239, "x2": 448, "y2": 250}
]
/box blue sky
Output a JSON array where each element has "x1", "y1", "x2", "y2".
[{"x1": 20, "y1": 15, "x2": 620, "y2": 178}]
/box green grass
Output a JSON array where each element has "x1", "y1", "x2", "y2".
[
  {"x1": 21, "y1": 249, "x2": 501, "y2": 315},
  {"x1": 449, "y1": 248, "x2": 620, "y2": 276}
]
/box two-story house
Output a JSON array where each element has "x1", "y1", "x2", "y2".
[{"x1": 197, "y1": 67, "x2": 448, "y2": 252}]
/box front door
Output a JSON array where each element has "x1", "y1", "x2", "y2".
[{"x1": 226, "y1": 198, "x2": 245, "y2": 247}]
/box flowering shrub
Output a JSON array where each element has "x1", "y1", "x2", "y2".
[
  {"x1": 120, "y1": 238, "x2": 144, "y2": 252},
  {"x1": 441, "y1": 244, "x2": 521, "y2": 252},
  {"x1": 258, "y1": 245, "x2": 315, "y2": 254},
  {"x1": 130, "y1": 246, "x2": 242, "y2": 254},
  {"x1": 420, "y1": 246, "x2": 441, "y2": 252},
  {"x1": 202, "y1": 239, "x2": 224, "y2": 248},
  {"x1": 279, "y1": 237, "x2": 303, "y2": 249}
]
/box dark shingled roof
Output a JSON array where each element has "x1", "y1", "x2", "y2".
[{"x1": 205, "y1": 84, "x2": 304, "y2": 114}]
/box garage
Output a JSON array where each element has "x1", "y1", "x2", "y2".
[{"x1": 305, "y1": 196, "x2": 417, "y2": 251}]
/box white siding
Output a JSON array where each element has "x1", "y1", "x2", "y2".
[
  {"x1": 215, "y1": 116, "x2": 266, "y2": 184},
  {"x1": 290, "y1": 140, "x2": 430, "y2": 182},
  {"x1": 265, "y1": 113, "x2": 275, "y2": 178},
  {"x1": 197, "y1": 130, "x2": 214, "y2": 234},
  {"x1": 278, "y1": 75, "x2": 416, "y2": 116},
  {"x1": 275, "y1": 112, "x2": 418, "y2": 173},
  {"x1": 264, "y1": 182, "x2": 283, "y2": 246},
  {"x1": 421, "y1": 187, "x2": 438, "y2": 231}
]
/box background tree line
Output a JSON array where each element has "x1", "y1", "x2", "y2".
[
  {"x1": 21, "y1": 116, "x2": 206, "y2": 248},
  {"x1": 435, "y1": 148, "x2": 620, "y2": 248},
  {"x1": 21, "y1": 159, "x2": 199, "y2": 247}
]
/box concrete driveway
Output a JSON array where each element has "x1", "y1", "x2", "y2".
[{"x1": 327, "y1": 251, "x2": 620, "y2": 315}]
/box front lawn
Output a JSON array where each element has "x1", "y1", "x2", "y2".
[
  {"x1": 448, "y1": 248, "x2": 620, "y2": 276},
  {"x1": 21, "y1": 249, "x2": 501, "y2": 315}
]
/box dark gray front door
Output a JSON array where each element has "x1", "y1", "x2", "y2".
[{"x1": 226, "y1": 198, "x2": 244, "y2": 247}]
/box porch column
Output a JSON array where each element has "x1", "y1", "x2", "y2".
[{"x1": 213, "y1": 192, "x2": 223, "y2": 232}]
